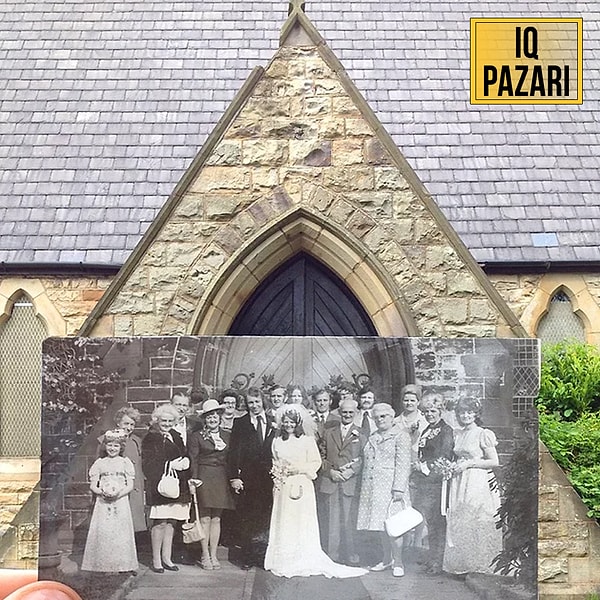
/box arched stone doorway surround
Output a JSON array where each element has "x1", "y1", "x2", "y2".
[
  {"x1": 191, "y1": 207, "x2": 417, "y2": 337},
  {"x1": 519, "y1": 273, "x2": 600, "y2": 345}
]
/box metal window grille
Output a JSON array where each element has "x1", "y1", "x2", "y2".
[
  {"x1": 537, "y1": 290, "x2": 585, "y2": 344},
  {"x1": 0, "y1": 295, "x2": 47, "y2": 457}
]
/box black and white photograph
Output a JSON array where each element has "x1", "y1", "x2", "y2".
[{"x1": 40, "y1": 336, "x2": 539, "y2": 600}]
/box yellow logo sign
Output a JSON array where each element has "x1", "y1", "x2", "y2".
[{"x1": 470, "y1": 18, "x2": 583, "y2": 104}]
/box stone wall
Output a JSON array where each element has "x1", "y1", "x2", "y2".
[
  {"x1": 0, "y1": 275, "x2": 112, "y2": 336},
  {"x1": 539, "y1": 444, "x2": 600, "y2": 598},
  {"x1": 0, "y1": 459, "x2": 39, "y2": 568},
  {"x1": 85, "y1": 43, "x2": 517, "y2": 339}
]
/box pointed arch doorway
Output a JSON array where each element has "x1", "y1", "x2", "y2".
[
  {"x1": 228, "y1": 253, "x2": 377, "y2": 336},
  {"x1": 223, "y1": 253, "x2": 415, "y2": 400}
]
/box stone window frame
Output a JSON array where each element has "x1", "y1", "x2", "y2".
[
  {"x1": 0, "y1": 279, "x2": 66, "y2": 461},
  {"x1": 520, "y1": 273, "x2": 600, "y2": 345},
  {"x1": 0, "y1": 279, "x2": 66, "y2": 336}
]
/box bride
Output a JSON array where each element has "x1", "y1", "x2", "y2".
[{"x1": 264, "y1": 404, "x2": 368, "y2": 579}]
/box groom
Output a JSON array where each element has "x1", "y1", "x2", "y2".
[{"x1": 228, "y1": 387, "x2": 276, "y2": 569}]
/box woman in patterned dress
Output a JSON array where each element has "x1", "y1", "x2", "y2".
[{"x1": 357, "y1": 403, "x2": 412, "y2": 577}]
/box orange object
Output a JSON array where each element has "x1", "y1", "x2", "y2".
[
  {"x1": 0, "y1": 573, "x2": 81, "y2": 600},
  {"x1": 0, "y1": 571, "x2": 37, "y2": 600}
]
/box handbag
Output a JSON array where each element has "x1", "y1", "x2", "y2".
[
  {"x1": 182, "y1": 487, "x2": 205, "y2": 543},
  {"x1": 384, "y1": 500, "x2": 423, "y2": 538},
  {"x1": 157, "y1": 461, "x2": 180, "y2": 499}
]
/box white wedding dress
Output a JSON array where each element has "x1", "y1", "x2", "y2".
[{"x1": 264, "y1": 434, "x2": 368, "y2": 579}]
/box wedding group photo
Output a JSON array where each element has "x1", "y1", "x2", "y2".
[{"x1": 40, "y1": 336, "x2": 539, "y2": 600}]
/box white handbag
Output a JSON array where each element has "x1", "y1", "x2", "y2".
[
  {"x1": 384, "y1": 502, "x2": 423, "y2": 538},
  {"x1": 157, "y1": 461, "x2": 180, "y2": 499}
]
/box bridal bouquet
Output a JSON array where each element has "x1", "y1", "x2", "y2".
[
  {"x1": 430, "y1": 457, "x2": 455, "y2": 480},
  {"x1": 270, "y1": 459, "x2": 293, "y2": 491}
]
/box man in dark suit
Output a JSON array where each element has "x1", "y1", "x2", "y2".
[
  {"x1": 313, "y1": 389, "x2": 341, "y2": 546},
  {"x1": 319, "y1": 399, "x2": 365, "y2": 565},
  {"x1": 228, "y1": 387, "x2": 276, "y2": 569}
]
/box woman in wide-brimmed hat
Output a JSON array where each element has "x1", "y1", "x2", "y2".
[{"x1": 188, "y1": 399, "x2": 236, "y2": 570}]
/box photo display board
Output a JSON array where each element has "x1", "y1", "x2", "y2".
[{"x1": 40, "y1": 336, "x2": 539, "y2": 600}]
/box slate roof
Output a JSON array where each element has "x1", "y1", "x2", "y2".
[{"x1": 0, "y1": 1, "x2": 598, "y2": 266}]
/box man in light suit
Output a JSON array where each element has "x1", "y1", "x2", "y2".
[
  {"x1": 313, "y1": 389, "x2": 341, "y2": 444},
  {"x1": 318, "y1": 399, "x2": 366, "y2": 565},
  {"x1": 228, "y1": 387, "x2": 276, "y2": 569}
]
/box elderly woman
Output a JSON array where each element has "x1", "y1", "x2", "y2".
[
  {"x1": 112, "y1": 406, "x2": 146, "y2": 533},
  {"x1": 357, "y1": 402, "x2": 412, "y2": 578},
  {"x1": 142, "y1": 404, "x2": 191, "y2": 573},
  {"x1": 410, "y1": 393, "x2": 455, "y2": 574},
  {"x1": 443, "y1": 397, "x2": 502, "y2": 575},
  {"x1": 188, "y1": 399, "x2": 236, "y2": 570}
]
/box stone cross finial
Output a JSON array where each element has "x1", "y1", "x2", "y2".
[{"x1": 288, "y1": 0, "x2": 306, "y2": 15}]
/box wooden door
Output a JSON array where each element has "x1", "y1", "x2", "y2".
[{"x1": 228, "y1": 253, "x2": 377, "y2": 336}]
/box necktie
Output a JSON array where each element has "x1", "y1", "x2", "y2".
[
  {"x1": 256, "y1": 415, "x2": 264, "y2": 442},
  {"x1": 361, "y1": 411, "x2": 370, "y2": 435},
  {"x1": 320, "y1": 414, "x2": 326, "y2": 424}
]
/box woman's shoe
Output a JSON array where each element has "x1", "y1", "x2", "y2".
[
  {"x1": 211, "y1": 558, "x2": 221, "y2": 570},
  {"x1": 392, "y1": 565, "x2": 405, "y2": 577},
  {"x1": 369, "y1": 561, "x2": 393, "y2": 572},
  {"x1": 200, "y1": 557, "x2": 213, "y2": 570},
  {"x1": 150, "y1": 565, "x2": 164, "y2": 574},
  {"x1": 162, "y1": 563, "x2": 179, "y2": 572}
]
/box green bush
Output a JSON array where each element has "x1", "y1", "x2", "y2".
[
  {"x1": 538, "y1": 341, "x2": 600, "y2": 419},
  {"x1": 537, "y1": 341, "x2": 600, "y2": 521}
]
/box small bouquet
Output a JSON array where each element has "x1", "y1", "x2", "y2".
[
  {"x1": 430, "y1": 457, "x2": 455, "y2": 480},
  {"x1": 270, "y1": 459, "x2": 293, "y2": 492},
  {"x1": 99, "y1": 474, "x2": 124, "y2": 499}
]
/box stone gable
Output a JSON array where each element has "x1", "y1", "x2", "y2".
[{"x1": 84, "y1": 32, "x2": 523, "y2": 339}]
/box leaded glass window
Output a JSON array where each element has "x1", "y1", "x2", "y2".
[
  {"x1": 0, "y1": 295, "x2": 47, "y2": 457},
  {"x1": 537, "y1": 290, "x2": 586, "y2": 344}
]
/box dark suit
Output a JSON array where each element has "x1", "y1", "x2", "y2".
[
  {"x1": 227, "y1": 412, "x2": 276, "y2": 565},
  {"x1": 410, "y1": 418, "x2": 455, "y2": 571},
  {"x1": 318, "y1": 423, "x2": 366, "y2": 562}
]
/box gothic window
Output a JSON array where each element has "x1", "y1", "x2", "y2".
[
  {"x1": 536, "y1": 290, "x2": 585, "y2": 344},
  {"x1": 0, "y1": 294, "x2": 47, "y2": 457}
]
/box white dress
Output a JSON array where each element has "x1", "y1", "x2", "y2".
[
  {"x1": 81, "y1": 456, "x2": 138, "y2": 572},
  {"x1": 264, "y1": 435, "x2": 368, "y2": 579},
  {"x1": 443, "y1": 426, "x2": 503, "y2": 575}
]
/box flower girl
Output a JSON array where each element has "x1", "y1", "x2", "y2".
[{"x1": 81, "y1": 429, "x2": 138, "y2": 572}]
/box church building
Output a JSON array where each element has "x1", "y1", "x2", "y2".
[{"x1": 0, "y1": 2, "x2": 598, "y2": 596}]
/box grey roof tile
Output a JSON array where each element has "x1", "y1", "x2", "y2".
[{"x1": 0, "y1": 1, "x2": 598, "y2": 265}]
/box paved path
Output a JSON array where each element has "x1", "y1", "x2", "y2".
[{"x1": 123, "y1": 549, "x2": 481, "y2": 600}]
